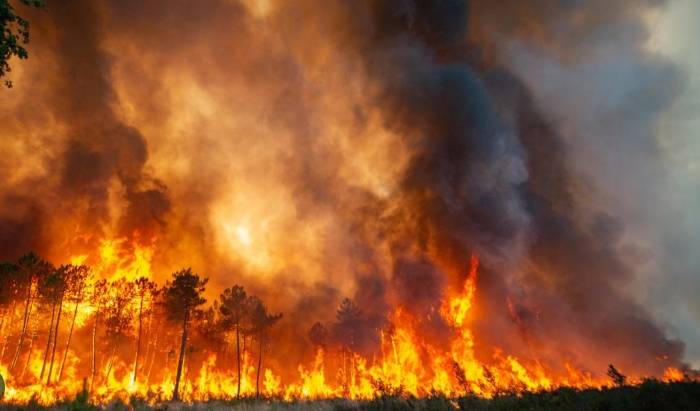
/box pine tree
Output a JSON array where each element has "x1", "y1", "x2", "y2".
[
  {"x1": 162, "y1": 268, "x2": 207, "y2": 401},
  {"x1": 218, "y1": 285, "x2": 249, "y2": 398},
  {"x1": 248, "y1": 296, "x2": 282, "y2": 398}
]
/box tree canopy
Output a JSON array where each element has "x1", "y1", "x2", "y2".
[{"x1": 0, "y1": 0, "x2": 44, "y2": 87}]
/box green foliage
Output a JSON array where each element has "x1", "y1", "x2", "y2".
[{"x1": 0, "y1": 0, "x2": 44, "y2": 87}]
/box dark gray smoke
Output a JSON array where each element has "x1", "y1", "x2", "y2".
[
  {"x1": 0, "y1": 0, "x2": 170, "y2": 258},
  {"x1": 0, "y1": 0, "x2": 691, "y2": 378},
  {"x1": 298, "y1": 0, "x2": 688, "y2": 375}
]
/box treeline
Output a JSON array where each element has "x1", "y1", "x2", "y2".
[
  {"x1": 0, "y1": 252, "x2": 370, "y2": 402},
  {"x1": 0, "y1": 252, "x2": 295, "y2": 400}
]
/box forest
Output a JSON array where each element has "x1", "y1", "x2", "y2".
[
  {"x1": 0, "y1": 252, "x2": 299, "y2": 402},
  {"x1": 1, "y1": 251, "x2": 697, "y2": 410}
]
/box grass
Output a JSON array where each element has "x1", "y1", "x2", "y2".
[{"x1": 1, "y1": 380, "x2": 699, "y2": 411}]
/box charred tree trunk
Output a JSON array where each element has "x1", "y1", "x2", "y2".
[
  {"x1": 173, "y1": 310, "x2": 189, "y2": 401},
  {"x1": 47, "y1": 289, "x2": 64, "y2": 384},
  {"x1": 20, "y1": 324, "x2": 37, "y2": 379},
  {"x1": 236, "y1": 324, "x2": 241, "y2": 398},
  {"x1": 0, "y1": 308, "x2": 6, "y2": 340},
  {"x1": 142, "y1": 310, "x2": 154, "y2": 374},
  {"x1": 131, "y1": 294, "x2": 145, "y2": 386},
  {"x1": 145, "y1": 320, "x2": 161, "y2": 385},
  {"x1": 40, "y1": 299, "x2": 57, "y2": 381},
  {"x1": 58, "y1": 296, "x2": 81, "y2": 381},
  {"x1": 90, "y1": 304, "x2": 101, "y2": 393},
  {"x1": 256, "y1": 332, "x2": 263, "y2": 398},
  {"x1": 104, "y1": 342, "x2": 118, "y2": 383},
  {"x1": 0, "y1": 302, "x2": 15, "y2": 364},
  {"x1": 11, "y1": 285, "x2": 33, "y2": 370}
]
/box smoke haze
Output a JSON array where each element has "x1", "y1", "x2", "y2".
[{"x1": 0, "y1": 0, "x2": 696, "y2": 378}]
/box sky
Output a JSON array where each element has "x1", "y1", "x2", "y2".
[
  {"x1": 0, "y1": 0, "x2": 697, "y2": 378},
  {"x1": 648, "y1": 0, "x2": 700, "y2": 367}
]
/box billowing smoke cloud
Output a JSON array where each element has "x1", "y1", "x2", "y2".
[
  {"x1": 0, "y1": 0, "x2": 692, "y2": 378},
  {"x1": 0, "y1": 0, "x2": 170, "y2": 258}
]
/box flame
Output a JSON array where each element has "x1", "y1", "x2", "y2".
[
  {"x1": 443, "y1": 254, "x2": 479, "y2": 328},
  {"x1": 0, "y1": 248, "x2": 694, "y2": 406},
  {"x1": 663, "y1": 367, "x2": 685, "y2": 382},
  {"x1": 93, "y1": 238, "x2": 154, "y2": 281}
]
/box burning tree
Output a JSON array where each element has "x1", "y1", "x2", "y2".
[
  {"x1": 218, "y1": 285, "x2": 249, "y2": 398},
  {"x1": 162, "y1": 268, "x2": 207, "y2": 401},
  {"x1": 38, "y1": 264, "x2": 65, "y2": 384},
  {"x1": 10, "y1": 252, "x2": 52, "y2": 371},
  {"x1": 334, "y1": 298, "x2": 362, "y2": 390},
  {"x1": 131, "y1": 276, "x2": 158, "y2": 387},
  {"x1": 247, "y1": 296, "x2": 282, "y2": 398},
  {"x1": 102, "y1": 279, "x2": 136, "y2": 382},
  {"x1": 88, "y1": 278, "x2": 108, "y2": 392},
  {"x1": 308, "y1": 322, "x2": 329, "y2": 349},
  {"x1": 58, "y1": 264, "x2": 90, "y2": 381},
  {"x1": 0, "y1": 261, "x2": 19, "y2": 363},
  {"x1": 608, "y1": 364, "x2": 627, "y2": 387},
  {"x1": 196, "y1": 302, "x2": 226, "y2": 358}
]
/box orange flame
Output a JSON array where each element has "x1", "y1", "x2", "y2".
[{"x1": 0, "y1": 248, "x2": 694, "y2": 405}]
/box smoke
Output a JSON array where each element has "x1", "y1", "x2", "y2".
[
  {"x1": 468, "y1": 0, "x2": 687, "y2": 374},
  {"x1": 0, "y1": 0, "x2": 170, "y2": 259},
  {"x1": 0, "y1": 0, "x2": 692, "y2": 377}
]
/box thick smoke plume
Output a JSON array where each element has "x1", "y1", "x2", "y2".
[{"x1": 0, "y1": 0, "x2": 692, "y2": 379}]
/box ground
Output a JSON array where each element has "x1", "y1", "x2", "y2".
[{"x1": 1, "y1": 380, "x2": 699, "y2": 411}]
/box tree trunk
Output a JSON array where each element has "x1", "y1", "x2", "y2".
[
  {"x1": 47, "y1": 290, "x2": 64, "y2": 384},
  {"x1": 90, "y1": 305, "x2": 101, "y2": 393},
  {"x1": 256, "y1": 333, "x2": 263, "y2": 398},
  {"x1": 145, "y1": 320, "x2": 161, "y2": 385},
  {"x1": 104, "y1": 343, "x2": 118, "y2": 382},
  {"x1": 236, "y1": 324, "x2": 241, "y2": 398},
  {"x1": 173, "y1": 310, "x2": 189, "y2": 401},
  {"x1": 142, "y1": 310, "x2": 154, "y2": 375},
  {"x1": 0, "y1": 301, "x2": 15, "y2": 364},
  {"x1": 0, "y1": 308, "x2": 6, "y2": 341},
  {"x1": 40, "y1": 299, "x2": 57, "y2": 381},
  {"x1": 342, "y1": 348, "x2": 349, "y2": 393},
  {"x1": 21, "y1": 325, "x2": 37, "y2": 379},
  {"x1": 131, "y1": 294, "x2": 144, "y2": 386},
  {"x1": 11, "y1": 285, "x2": 33, "y2": 370},
  {"x1": 58, "y1": 297, "x2": 80, "y2": 381}
]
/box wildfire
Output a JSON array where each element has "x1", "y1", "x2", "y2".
[
  {"x1": 94, "y1": 238, "x2": 155, "y2": 281},
  {"x1": 0, "y1": 244, "x2": 693, "y2": 406}
]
